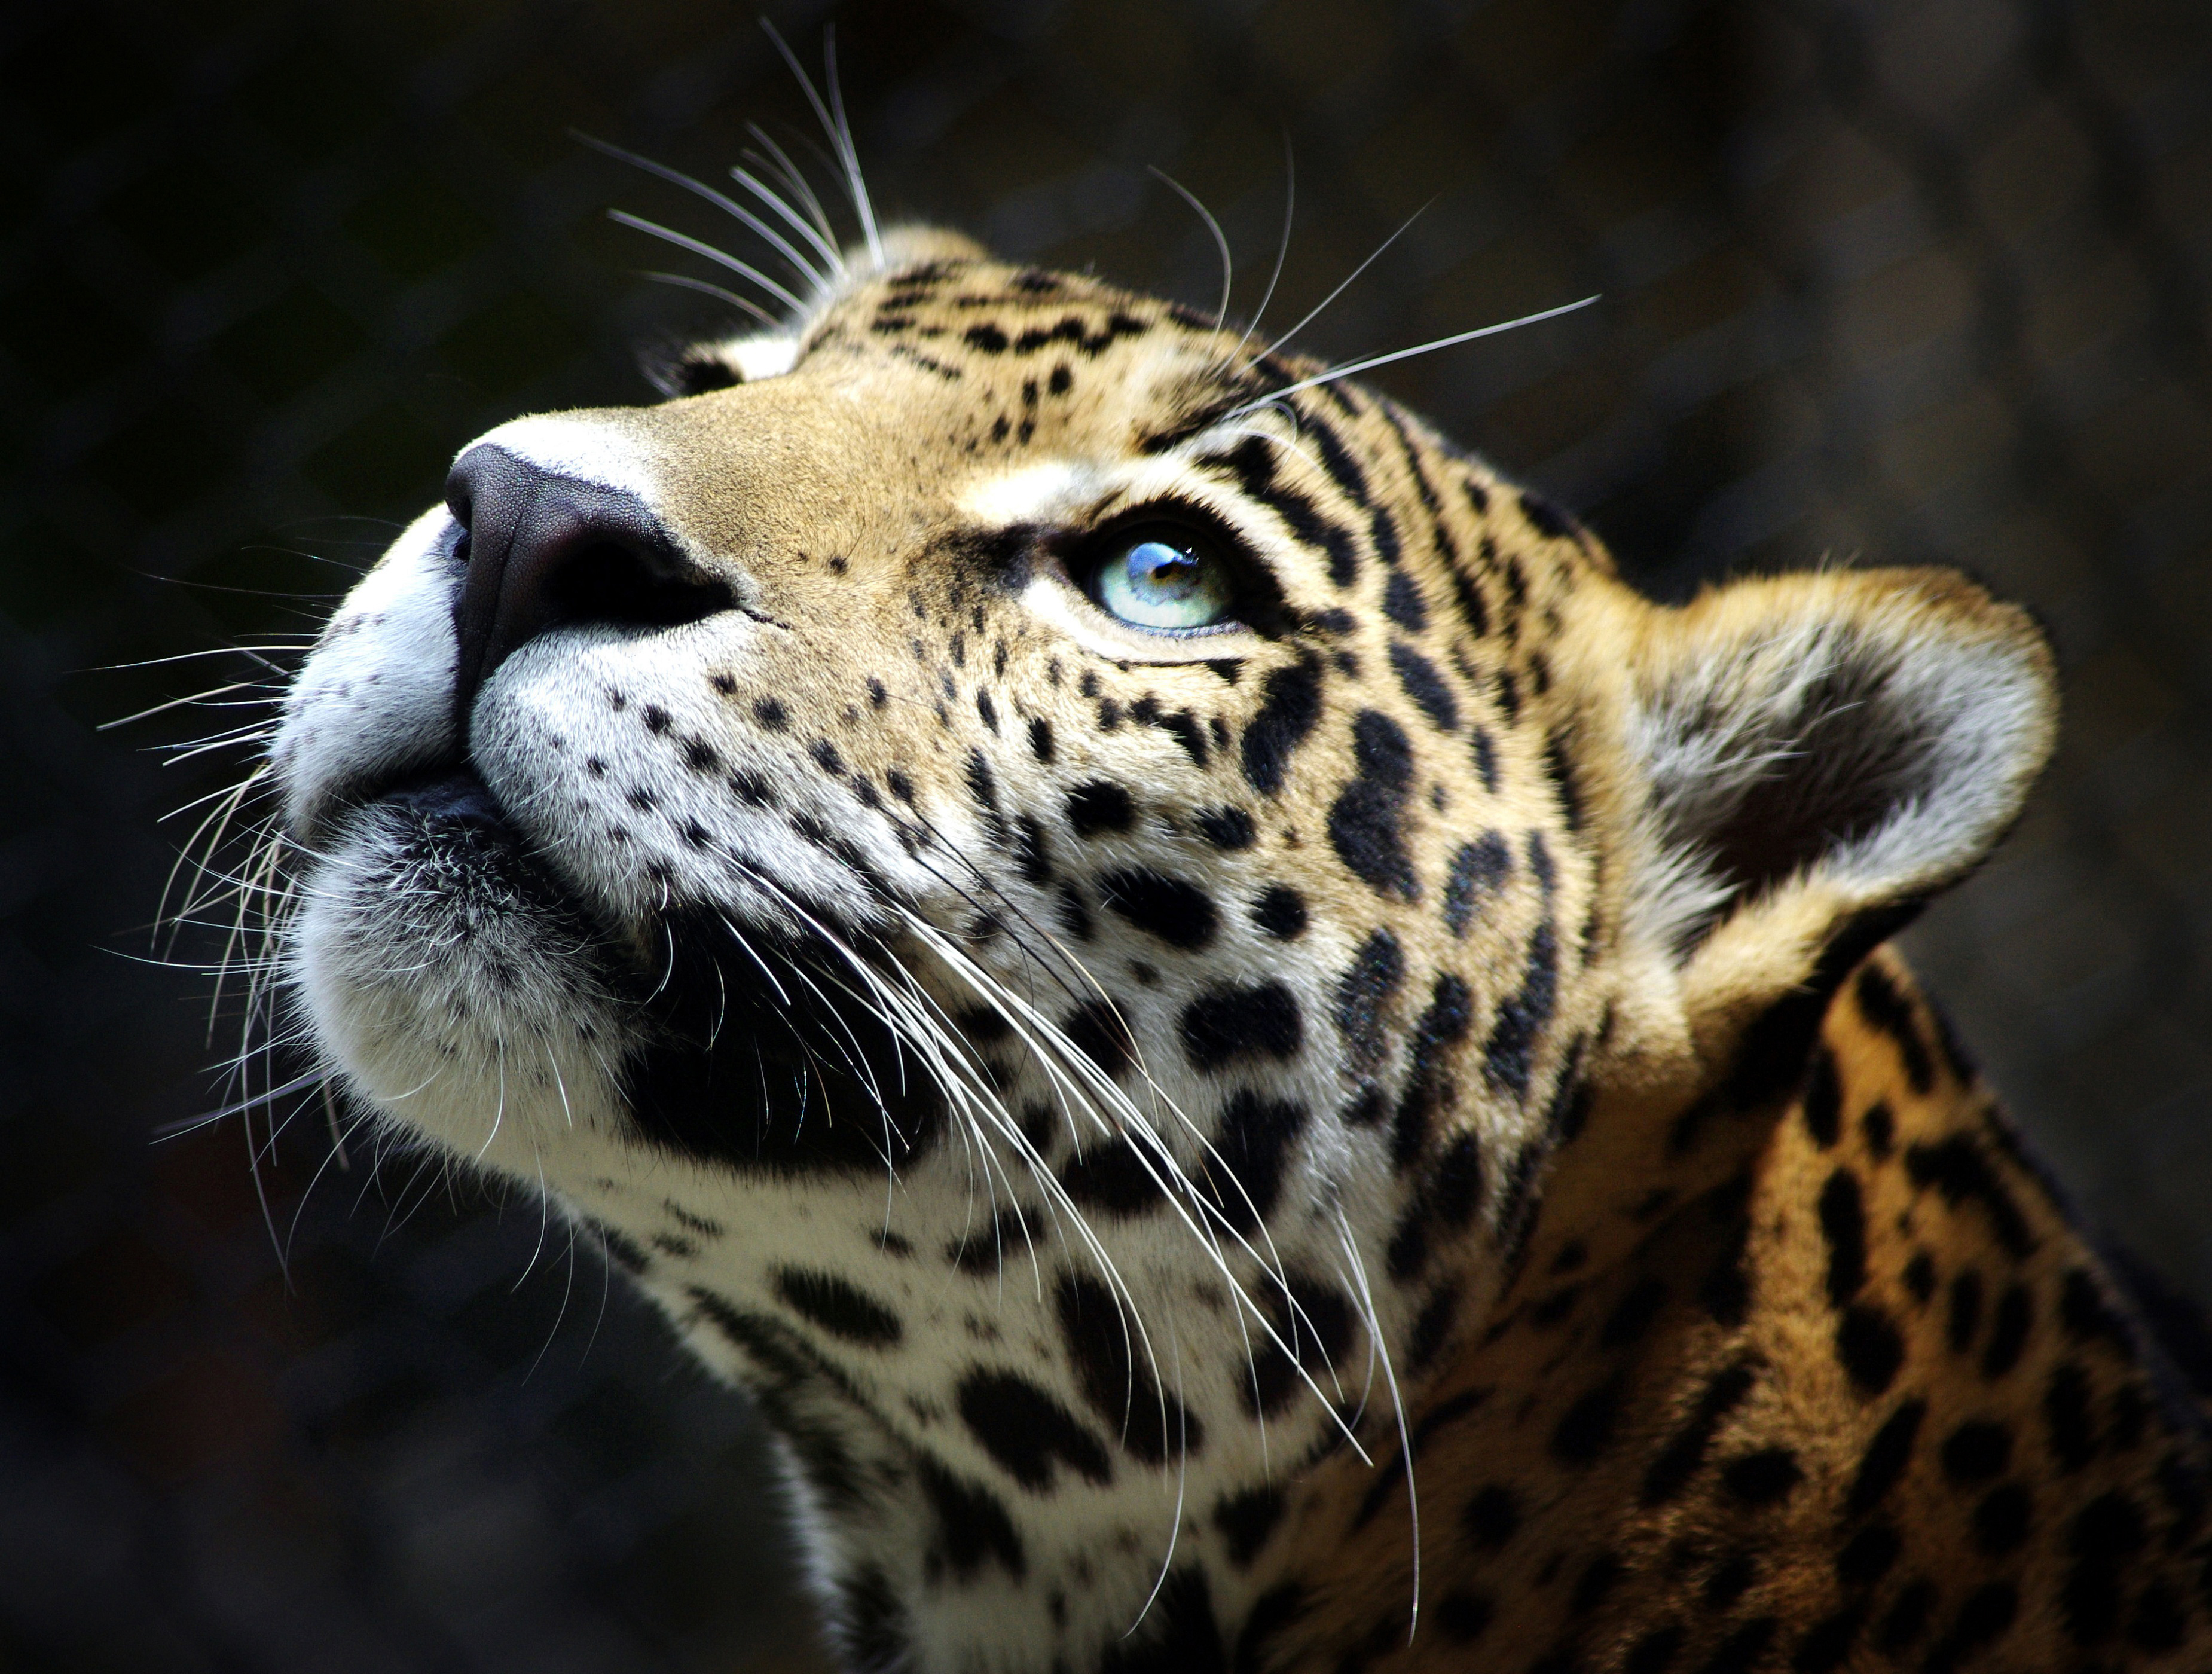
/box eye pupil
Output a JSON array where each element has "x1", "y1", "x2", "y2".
[
  {"x1": 1092, "y1": 529, "x2": 1236, "y2": 631},
  {"x1": 1131, "y1": 541, "x2": 1196, "y2": 588}
]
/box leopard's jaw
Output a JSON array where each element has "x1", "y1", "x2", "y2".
[{"x1": 267, "y1": 237, "x2": 2091, "y2": 1673}]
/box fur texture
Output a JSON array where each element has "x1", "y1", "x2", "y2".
[{"x1": 260, "y1": 229, "x2": 2212, "y2": 1674}]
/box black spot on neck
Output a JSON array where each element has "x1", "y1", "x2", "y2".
[
  {"x1": 1180, "y1": 982, "x2": 1304, "y2": 1072},
  {"x1": 1056, "y1": 1273, "x2": 1205, "y2": 1467},
  {"x1": 1099, "y1": 867, "x2": 1218, "y2": 949},
  {"x1": 1390, "y1": 641, "x2": 1459, "y2": 731},
  {"x1": 1065, "y1": 779, "x2": 1135, "y2": 836},
  {"x1": 773, "y1": 1268, "x2": 903, "y2": 1346},
  {"x1": 916, "y1": 1456, "x2": 1026, "y2": 1581},
  {"x1": 955, "y1": 1368, "x2": 1113, "y2": 1490}
]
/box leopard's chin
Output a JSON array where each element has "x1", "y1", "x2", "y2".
[
  {"x1": 288, "y1": 763, "x2": 640, "y2": 1158},
  {"x1": 292, "y1": 763, "x2": 946, "y2": 1178}
]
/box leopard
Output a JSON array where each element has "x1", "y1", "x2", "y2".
[{"x1": 262, "y1": 221, "x2": 2212, "y2": 1674}]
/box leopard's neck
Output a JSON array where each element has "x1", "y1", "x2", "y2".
[{"x1": 1246, "y1": 948, "x2": 2212, "y2": 1672}]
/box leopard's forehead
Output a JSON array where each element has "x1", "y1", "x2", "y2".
[
  {"x1": 802, "y1": 255, "x2": 1239, "y2": 422},
  {"x1": 642, "y1": 252, "x2": 1617, "y2": 682}
]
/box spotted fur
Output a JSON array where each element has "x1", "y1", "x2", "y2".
[{"x1": 265, "y1": 225, "x2": 2212, "y2": 1673}]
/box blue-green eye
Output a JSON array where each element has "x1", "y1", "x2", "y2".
[{"x1": 1091, "y1": 533, "x2": 1236, "y2": 631}]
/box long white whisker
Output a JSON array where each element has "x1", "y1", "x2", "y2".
[
  {"x1": 902, "y1": 914, "x2": 1371, "y2": 1462},
  {"x1": 1228, "y1": 135, "x2": 1296, "y2": 369},
  {"x1": 605, "y1": 211, "x2": 809, "y2": 313},
  {"x1": 726, "y1": 873, "x2": 1152, "y2": 1368},
  {"x1": 820, "y1": 28, "x2": 883, "y2": 268},
  {"x1": 730, "y1": 158, "x2": 844, "y2": 271},
  {"x1": 1238, "y1": 296, "x2": 1601, "y2": 418},
  {"x1": 285, "y1": 1086, "x2": 359, "y2": 1261},
  {"x1": 872, "y1": 813, "x2": 1305, "y2": 1303},
  {"x1": 583, "y1": 1224, "x2": 615, "y2": 1364},
  {"x1": 1261, "y1": 197, "x2": 1435, "y2": 362},
  {"x1": 96, "y1": 643, "x2": 305, "y2": 674},
  {"x1": 762, "y1": 21, "x2": 883, "y2": 268},
  {"x1": 746, "y1": 125, "x2": 838, "y2": 251},
  {"x1": 99, "y1": 680, "x2": 271, "y2": 731},
  {"x1": 634, "y1": 270, "x2": 778, "y2": 328},
  {"x1": 322, "y1": 1079, "x2": 350, "y2": 1171},
  {"x1": 525, "y1": 1208, "x2": 579, "y2": 1383},
  {"x1": 575, "y1": 132, "x2": 830, "y2": 290},
  {"x1": 1148, "y1": 166, "x2": 1233, "y2": 332},
  {"x1": 1336, "y1": 1203, "x2": 1420, "y2": 1642},
  {"x1": 1123, "y1": 1309, "x2": 1191, "y2": 1636},
  {"x1": 151, "y1": 1068, "x2": 326, "y2": 1140},
  {"x1": 160, "y1": 728, "x2": 279, "y2": 768}
]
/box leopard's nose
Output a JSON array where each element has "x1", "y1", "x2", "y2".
[{"x1": 445, "y1": 442, "x2": 735, "y2": 733}]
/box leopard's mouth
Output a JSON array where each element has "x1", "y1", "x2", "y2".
[
  {"x1": 369, "y1": 762, "x2": 525, "y2": 845},
  {"x1": 327, "y1": 758, "x2": 608, "y2": 936}
]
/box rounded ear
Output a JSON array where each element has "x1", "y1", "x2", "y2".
[{"x1": 1607, "y1": 567, "x2": 2056, "y2": 1089}]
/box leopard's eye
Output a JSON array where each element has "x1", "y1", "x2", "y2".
[{"x1": 1090, "y1": 530, "x2": 1236, "y2": 632}]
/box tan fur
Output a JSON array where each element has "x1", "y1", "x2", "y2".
[
  {"x1": 275, "y1": 237, "x2": 2209, "y2": 1674},
  {"x1": 1260, "y1": 946, "x2": 2212, "y2": 1671}
]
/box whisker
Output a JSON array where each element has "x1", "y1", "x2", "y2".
[
  {"x1": 322, "y1": 1079, "x2": 350, "y2": 1169},
  {"x1": 606, "y1": 210, "x2": 809, "y2": 314},
  {"x1": 1226, "y1": 134, "x2": 1296, "y2": 372},
  {"x1": 634, "y1": 270, "x2": 778, "y2": 328},
  {"x1": 575, "y1": 132, "x2": 830, "y2": 291},
  {"x1": 1123, "y1": 1308, "x2": 1191, "y2": 1636},
  {"x1": 762, "y1": 21, "x2": 883, "y2": 268},
  {"x1": 157, "y1": 728, "x2": 280, "y2": 769},
  {"x1": 1148, "y1": 166, "x2": 1233, "y2": 333},
  {"x1": 902, "y1": 914, "x2": 1372, "y2": 1462},
  {"x1": 583, "y1": 1223, "x2": 616, "y2": 1364},
  {"x1": 871, "y1": 809, "x2": 1309, "y2": 1304},
  {"x1": 745, "y1": 125, "x2": 838, "y2": 251},
  {"x1": 1236, "y1": 295, "x2": 1601, "y2": 420},
  {"x1": 743, "y1": 875, "x2": 1139, "y2": 1334},
  {"x1": 820, "y1": 28, "x2": 883, "y2": 268},
  {"x1": 283, "y1": 1088, "x2": 362, "y2": 1261},
  {"x1": 96, "y1": 643, "x2": 304, "y2": 674},
  {"x1": 732, "y1": 154, "x2": 842, "y2": 270},
  {"x1": 1260, "y1": 196, "x2": 1435, "y2": 363},
  {"x1": 150, "y1": 1068, "x2": 328, "y2": 1140},
  {"x1": 1336, "y1": 1203, "x2": 1421, "y2": 1641},
  {"x1": 896, "y1": 803, "x2": 1102, "y2": 1016}
]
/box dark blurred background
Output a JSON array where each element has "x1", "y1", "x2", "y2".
[{"x1": 1, "y1": 0, "x2": 2207, "y2": 1667}]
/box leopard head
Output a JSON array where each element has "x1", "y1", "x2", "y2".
[{"x1": 268, "y1": 228, "x2": 2054, "y2": 1670}]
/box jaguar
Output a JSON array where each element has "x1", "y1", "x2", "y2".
[{"x1": 259, "y1": 203, "x2": 2212, "y2": 1672}]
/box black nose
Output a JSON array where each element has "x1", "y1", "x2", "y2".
[{"x1": 446, "y1": 442, "x2": 735, "y2": 731}]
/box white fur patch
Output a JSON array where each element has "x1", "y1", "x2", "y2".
[
  {"x1": 273, "y1": 506, "x2": 462, "y2": 839},
  {"x1": 289, "y1": 799, "x2": 636, "y2": 1165},
  {"x1": 959, "y1": 459, "x2": 1099, "y2": 525},
  {"x1": 726, "y1": 334, "x2": 799, "y2": 381}
]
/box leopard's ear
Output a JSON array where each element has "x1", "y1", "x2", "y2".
[{"x1": 1603, "y1": 567, "x2": 2055, "y2": 1088}]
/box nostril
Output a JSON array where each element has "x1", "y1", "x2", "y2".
[
  {"x1": 539, "y1": 538, "x2": 735, "y2": 636},
  {"x1": 446, "y1": 442, "x2": 737, "y2": 734}
]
